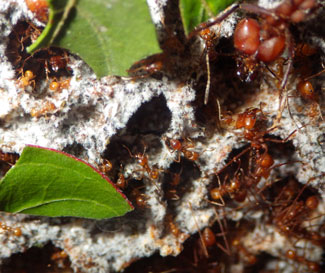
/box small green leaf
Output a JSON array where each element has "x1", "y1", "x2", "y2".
[
  {"x1": 28, "y1": 0, "x2": 160, "y2": 77},
  {"x1": 0, "y1": 146, "x2": 133, "y2": 219},
  {"x1": 27, "y1": 0, "x2": 76, "y2": 54},
  {"x1": 180, "y1": 0, "x2": 237, "y2": 34}
]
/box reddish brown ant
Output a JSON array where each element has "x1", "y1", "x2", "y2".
[
  {"x1": 163, "y1": 136, "x2": 200, "y2": 162},
  {"x1": 98, "y1": 160, "x2": 129, "y2": 190},
  {"x1": 209, "y1": 167, "x2": 246, "y2": 206},
  {"x1": 0, "y1": 150, "x2": 19, "y2": 166},
  {"x1": 270, "y1": 176, "x2": 325, "y2": 246},
  {"x1": 286, "y1": 249, "x2": 320, "y2": 272},
  {"x1": 98, "y1": 159, "x2": 113, "y2": 175},
  {"x1": 193, "y1": 0, "x2": 317, "y2": 115},
  {"x1": 0, "y1": 150, "x2": 19, "y2": 176},
  {"x1": 130, "y1": 187, "x2": 149, "y2": 209},
  {"x1": 123, "y1": 144, "x2": 160, "y2": 181}
]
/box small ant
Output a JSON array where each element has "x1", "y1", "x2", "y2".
[
  {"x1": 164, "y1": 168, "x2": 182, "y2": 201},
  {"x1": 127, "y1": 54, "x2": 164, "y2": 78},
  {"x1": 295, "y1": 66, "x2": 325, "y2": 120},
  {"x1": 115, "y1": 173, "x2": 128, "y2": 190},
  {"x1": 98, "y1": 160, "x2": 129, "y2": 190},
  {"x1": 163, "y1": 136, "x2": 199, "y2": 162},
  {"x1": 209, "y1": 170, "x2": 248, "y2": 206},
  {"x1": 218, "y1": 107, "x2": 286, "y2": 179},
  {"x1": 18, "y1": 70, "x2": 35, "y2": 89},
  {"x1": 0, "y1": 221, "x2": 22, "y2": 237},
  {"x1": 165, "y1": 214, "x2": 182, "y2": 238},
  {"x1": 49, "y1": 53, "x2": 70, "y2": 73},
  {"x1": 286, "y1": 249, "x2": 320, "y2": 272},
  {"x1": 130, "y1": 187, "x2": 149, "y2": 209},
  {"x1": 49, "y1": 78, "x2": 71, "y2": 92},
  {"x1": 0, "y1": 150, "x2": 19, "y2": 166},
  {"x1": 98, "y1": 159, "x2": 113, "y2": 175},
  {"x1": 123, "y1": 144, "x2": 160, "y2": 181},
  {"x1": 30, "y1": 100, "x2": 56, "y2": 118}
]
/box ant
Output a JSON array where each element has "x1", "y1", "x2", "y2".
[
  {"x1": 0, "y1": 221, "x2": 22, "y2": 237},
  {"x1": 165, "y1": 213, "x2": 183, "y2": 239},
  {"x1": 163, "y1": 136, "x2": 199, "y2": 162},
  {"x1": 0, "y1": 150, "x2": 19, "y2": 166},
  {"x1": 209, "y1": 168, "x2": 248, "y2": 206},
  {"x1": 130, "y1": 186, "x2": 149, "y2": 209},
  {"x1": 98, "y1": 160, "x2": 129, "y2": 190},
  {"x1": 270, "y1": 176, "x2": 325, "y2": 246},
  {"x1": 30, "y1": 100, "x2": 56, "y2": 118},
  {"x1": 218, "y1": 107, "x2": 292, "y2": 181},
  {"x1": 49, "y1": 78, "x2": 71, "y2": 92},
  {"x1": 18, "y1": 70, "x2": 35, "y2": 89},
  {"x1": 286, "y1": 249, "x2": 320, "y2": 272},
  {"x1": 123, "y1": 144, "x2": 160, "y2": 181},
  {"x1": 164, "y1": 168, "x2": 182, "y2": 201},
  {"x1": 98, "y1": 159, "x2": 113, "y2": 175},
  {"x1": 193, "y1": 0, "x2": 317, "y2": 112},
  {"x1": 25, "y1": 0, "x2": 49, "y2": 22}
]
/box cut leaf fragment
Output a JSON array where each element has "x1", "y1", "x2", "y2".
[
  {"x1": 28, "y1": 0, "x2": 160, "y2": 77},
  {"x1": 0, "y1": 145, "x2": 133, "y2": 219}
]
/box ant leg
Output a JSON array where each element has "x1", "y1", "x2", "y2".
[
  {"x1": 122, "y1": 144, "x2": 135, "y2": 158},
  {"x1": 216, "y1": 146, "x2": 251, "y2": 176},
  {"x1": 188, "y1": 3, "x2": 240, "y2": 39},
  {"x1": 188, "y1": 202, "x2": 209, "y2": 258},
  {"x1": 204, "y1": 53, "x2": 211, "y2": 105},
  {"x1": 275, "y1": 30, "x2": 294, "y2": 126},
  {"x1": 240, "y1": 3, "x2": 275, "y2": 17},
  {"x1": 214, "y1": 208, "x2": 231, "y2": 255}
]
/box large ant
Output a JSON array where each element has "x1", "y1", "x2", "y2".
[
  {"x1": 192, "y1": 0, "x2": 318, "y2": 114},
  {"x1": 208, "y1": 107, "x2": 300, "y2": 208}
]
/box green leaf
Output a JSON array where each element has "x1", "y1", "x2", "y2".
[
  {"x1": 180, "y1": 0, "x2": 237, "y2": 34},
  {"x1": 0, "y1": 146, "x2": 133, "y2": 219},
  {"x1": 28, "y1": 0, "x2": 160, "y2": 77}
]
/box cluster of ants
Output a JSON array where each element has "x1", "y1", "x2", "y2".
[
  {"x1": 105, "y1": 0, "x2": 324, "y2": 271},
  {"x1": 1, "y1": 0, "x2": 324, "y2": 272},
  {"x1": 5, "y1": 0, "x2": 72, "y2": 118}
]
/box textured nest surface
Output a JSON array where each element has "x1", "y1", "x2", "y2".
[{"x1": 0, "y1": 0, "x2": 324, "y2": 272}]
